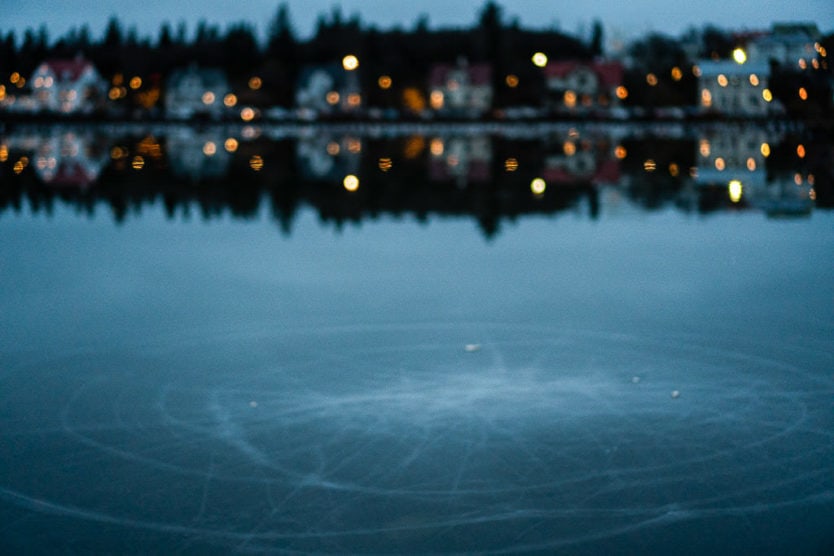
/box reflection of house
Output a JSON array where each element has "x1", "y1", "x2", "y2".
[
  {"x1": 544, "y1": 61, "x2": 624, "y2": 112},
  {"x1": 166, "y1": 127, "x2": 231, "y2": 180},
  {"x1": 697, "y1": 60, "x2": 771, "y2": 117},
  {"x1": 428, "y1": 60, "x2": 492, "y2": 117},
  {"x1": 27, "y1": 131, "x2": 108, "y2": 187},
  {"x1": 296, "y1": 135, "x2": 361, "y2": 180},
  {"x1": 542, "y1": 135, "x2": 620, "y2": 184},
  {"x1": 428, "y1": 136, "x2": 491, "y2": 185},
  {"x1": 29, "y1": 56, "x2": 106, "y2": 114},
  {"x1": 295, "y1": 65, "x2": 361, "y2": 115},
  {"x1": 165, "y1": 66, "x2": 230, "y2": 120}
]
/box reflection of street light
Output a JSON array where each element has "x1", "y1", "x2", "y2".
[
  {"x1": 531, "y1": 52, "x2": 548, "y2": 67},
  {"x1": 343, "y1": 174, "x2": 359, "y2": 191},
  {"x1": 530, "y1": 178, "x2": 546, "y2": 195},
  {"x1": 728, "y1": 180, "x2": 743, "y2": 203},
  {"x1": 342, "y1": 55, "x2": 359, "y2": 71},
  {"x1": 733, "y1": 47, "x2": 747, "y2": 64}
]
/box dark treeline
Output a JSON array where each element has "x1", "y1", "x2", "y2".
[{"x1": 0, "y1": 2, "x2": 598, "y2": 109}]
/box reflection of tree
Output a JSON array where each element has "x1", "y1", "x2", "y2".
[{"x1": 1, "y1": 127, "x2": 829, "y2": 234}]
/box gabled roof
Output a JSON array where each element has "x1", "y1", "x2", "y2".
[
  {"x1": 544, "y1": 60, "x2": 623, "y2": 88},
  {"x1": 429, "y1": 63, "x2": 492, "y2": 87},
  {"x1": 39, "y1": 58, "x2": 94, "y2": 82}
]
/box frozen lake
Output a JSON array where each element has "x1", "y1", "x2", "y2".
[{"x1": 1, "y1": 204, "x2": 833, "y2": 553}]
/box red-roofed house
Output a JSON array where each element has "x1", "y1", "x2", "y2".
[
  {"x1": 544, "y1": 61, "x2": 624, "y2": 113},
  {"x1": 428, "y1": 59, "x2": 493, "y2": 117},
  {"x1": 30, "y1": 56, "x2": 106, "y2": 114}
]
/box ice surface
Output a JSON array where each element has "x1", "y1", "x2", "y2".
[{"x1": 2, "y1": 324, "x2": 833, "y2": 553}]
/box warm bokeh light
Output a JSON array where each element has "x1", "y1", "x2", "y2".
[
  {"x1": 131, "y1": 156, "x2": 144, "y2": 170},
  {"x1": 732, "y1": 48, "x2": 747, "y2": 64},
  {"x1": 794, "y1": 173, "x2": 803, "y2": 185},
  {"x1": 614, "y1": 145, "x2": 627, "y2": 159},
  {"x1": 797, "y1": 144, "x2": 806, "y2": 158},
  {"x1": 531, "y1": 52, "x2": 548, "y2": 67},
  {"x1": 249, "y1": 155, "x2": 263, "y2": 171},
  {"x1": 762, "y1": 88, "x2": 773, "y2": 102},
  {"x1": 563, "y1": 90, "x2": 577, "y2": 108},
  {"x1": 646, "y1": 73, "x2": 658, "y2": 86},
  {"x1": 668, "y1": 163, "x2": 679, "y2": 177},
  {"x1": 504, "y1": 158, "x2": 518, "y2": 171},
  {"x1": 563, "y1": 141, "x2": 576, "y2": 156},
  {"x1": 240, "y1": 107, "x2": 255, "y2": 121},
  {"x1": 248, "y1": 76, "x2": 262, "y2": 90},
  {"x1": 430, "y1": 138, "x2": 444, "y2": 156},
  {"x1": 671, "y1": 67, "x2": 682, "y2": 81},
  {"x1": 615, "y1": 86, "x2": 628, "y2": 99},
  {"x1": 798, "y1": 87, "x2": 808, "y2": 101},
  {"x1": 347, "y1": 93, "x2": 361, "y2": 107},
  {"x1": 760, "y1": 142, "x2": 771, "y2": 157},
  {"x1": 728, "y1": 180, "x2": 743, "y2": 203},
  {"x1": 798, "y1": 59, "x2": 807, "y2": 70},
  {"x1": 715, "y1": 157, "x2": 726, "y2": 171},
  {"x1": 643, "y1": 159, "x2": 656, "y2": 172},
  {"x1": 749, "y1": 74, "x2": 759, "y2": 86},
  {"x1": 108, "y1": 87, "x2": 121, "y2": 100},
  {"x1": 430, "y1": 90, "x2": 444, "y2": 110},
  {"x1": 378, "y1": 75, "x2": 392, "y2": 89},
  {"x1": 10, "y1": 72, "x2": 21, "y2": 84},
  {"x1": 342, "y1": 55, "x2": 359, "y2": 71},
  {"x1": 202, "y1": 141, "x2": 217, "y2": 156},
  {"x1": 692, "y1": 65, "x2": 701, "y2": 77},
  {"x1": 343, "y1": 174, "x2": 360, "y2": 191},
  {"x1": 717, "y1": 74, "x2": 728, "y2": 87},
  {"x1": 326, "y1": 91, "x2": 340, "y2": 105},
  {"x1": 0, "y1": 144, "x2": 8, "y2": 163},
  {"x1": 0, "y1": 84, "x2": 5, "y2": 101},
  {"x1": 746, "y1": 157, "x2": 756, "y2": 171},
  {"x1": 129, "y1": 76, "x2": 142, "y2": 89},
  {"x1": 223, "y1": 93, "x2": 237, "y2": 107},
  {"x1": 110, "y1": 146, "x2": 126, "y2": 159},
  {"x1": 378, "y1": 157, "x2": 393, "y2": 172},
  {"x1": 224, "y1": 138, "x2": 238, "y2": 152},
  {"x1": 699, "y1": 139, "x2": 710, "y2": 157},
  {"x1": 504, "y1": 74, "x2": 519, "y2": 88},
  {"x1": 326, "y1": 141, "x2": 340, "y2": 156},
  {"x1": 347, "y1": 138, "x2": 362, "y2": 154},
  {"x1": 530, "y1": 178, "x2": 546, "y2": 195},
  {"x1": 202, "y1": 91, "x2": 215, "y2": 105}
]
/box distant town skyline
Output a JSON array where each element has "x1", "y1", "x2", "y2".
[{"x1": 3, "y1": 0, "x2": 832, "y2": 46}]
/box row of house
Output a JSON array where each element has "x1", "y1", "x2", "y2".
[{"x1": 0, "y1": 23, "x2": 824, "y2": 120}]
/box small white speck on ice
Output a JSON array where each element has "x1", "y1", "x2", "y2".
[
  {"x1": 249, "y1": 401, "x2": 258, "y2": 408},
  {"x1": 631, "y1": 376, "x2": 641, "y2": 384},
  {"x1": 464, "y1": 344, "x2": 481, "y2": 352},
  {"x1": 671, "y1": 390, "x2": 680, "y2": 399}
]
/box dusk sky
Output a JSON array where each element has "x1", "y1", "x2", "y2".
[{"x1": 2, "y1": 0, "x2": 832, "y2": 45}]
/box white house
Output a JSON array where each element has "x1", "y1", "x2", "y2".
[
  {"x1": 428, "y1": 60, "x2": 493, "y2": 117},
  {"x1": 165, "y1": 66, "x2": 231, "y2": 120},
  {"x1": 697, "y1": 60, "x2": 772, "y2": 117},
  {"x1": 29, "y1": 56, "x2": 106, "y2": 114},
  {"x1": 295, "y1": 64, "x2": 362, "y2": 115}
]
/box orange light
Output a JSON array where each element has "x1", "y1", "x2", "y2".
[
  {"x1": 249, "y1": 155, "x2": 264, "y2": 171},
  {"x1": 614, "y1": 145, "x2": 627, "y2": 159},
  {"x1": 131, "y1": 156, "x2": 144, "y2": 170},
  {"x1": 749, "y1": 74, "x2": 759, "y2": 86},
  {"x1": 505, "y1": 157, "x2": 518, "y2": 171},
  {"x1": 326, "y1": 91, "x2": 340, "y2": 105},
  {"x1": 378, "y1": 158, "x2": 393, "y2": 172},
  {"x1": 505, "y1": 74, "x2": 519, "y2": 88},
  {"x1": 746, "y1": 157, "x2": 756, "y2": 171},
  {"x1": 762, "y1": 88, "x2": 773, "y2": 102},
  {"x1": 797, "y1": 144, "x2": 806, "y2": 158},
  {"x1": 563, "y1": 141, "x2": 576, "y2": 156},
  {"x1": 378, "y1": 75, "x2": 392, "y2": 89},
  {"x1": 248, "y1": 76, "x2": 262, "y2": 90},
  {"x1": 615, "y1": 85, "x2": 628, "y2": 99},
  {"x1": 715, "y1": 157, "x2": 725, "y2": 171},
  {"x1": 430, "y1": 138, "x2": 444, "y2": 156},
  {"x1": 202, "y1": 91, "x2": 215, "y2": 105},
  {"x1": 671, "y1": 67, "x2": 682, "y2": 81},
  {"x1": 202, "y1": 142, "x2": 217, "y2": 156},
  {"x1": 326, "y1": 142, "x2": 340, "y2": 156},
  {"x1": 224, "y1": 138, "x2": 238, "y2": 152},
  {"x1": 760, "y1": 143, "x2": 771, "y2": 157},
  {"x1": 668, "y1": 163, "x2": 679, "y2": 177},
  {"x1": 240, "y1": 107, "x2": 255, "y2": 121},
  {"x1": 717, "y1": 74, "x2": 728, "y2": 87},
  {"x1": 646, "y1": 73, "x2": 658, "y2": 86},
  {"x1": 346, "y1": 93, "x2": 361, "y2": 107},
  {"x1": 564, "y1": 90, "x2": 577, "y2": 108},
  {"x1": 643, "y1": 159, "x2": 656, "y2": 172},
  {"x1": 798, "y1": 87, "x2": 808, "y2": 100},
  {"x1": 129, "y1": 76, "x2": 142, "y2": 89},
  {"x1": 223, "y1": 93, "x2": 237, "y2": 107},
  {"x1": 430, "y1": 90, "x2": 444, "y2": 110}
]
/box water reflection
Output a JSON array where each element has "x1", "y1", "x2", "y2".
[{"x1": 1, "y1": 123, "x2": 829, "y2": 236}]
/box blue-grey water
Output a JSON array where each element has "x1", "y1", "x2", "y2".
[{"x1": 1, "y1": 203, "x2": 833, "y2": 554}]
